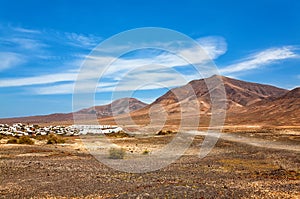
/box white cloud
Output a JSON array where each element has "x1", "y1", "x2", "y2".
[
  {"x1": 29, "y1": 65, "x2": 199, "y2": 95},
  {"x1": 10, "y1": 38, "x2": 47, "y2": 51},
  {"x1": 0, "y1": 72, "x2": 77, "y2": 87},
  {"x1": 11, "y1": 26, "x2": 41, "y2": 34},
  {"x1": 0, "y1": 52, "x2": 25, "y2": 71},
  {"x1": 97, "y1": 66, "x2": 198, "y2": 92},
  {"x1": 220, "y1": 46, "x2": 298, "y2": 74},
  {"x1": 64, "y1": 32, "x2": 101, "y2": 49},
  {"x1": 0, "y1": 35, "x2": 225, "y2": 94},
  {"x1": 32, "y1": 83, "x2": 75, "y2": 95},
  {"x1": 196, "y1": 36, "x2": 227, "y2": 59},
  {"x1": 81, "y1": 36, "x2": 226, "y2": 81},
  {"x1": 32, "y1": 81, "x2": 116, "y2": 95}
]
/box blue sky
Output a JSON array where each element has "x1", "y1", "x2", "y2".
[{"x1": 0, "y1": 0, "x2": 300, "y2": 118}]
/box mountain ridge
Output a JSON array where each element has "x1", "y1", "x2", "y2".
[
  {"x1": 0, "y1": 98, "x2": 148, "y2": 125},
  {"x1": 1, "y1": 75, "x2": 299, "y2": 126}
]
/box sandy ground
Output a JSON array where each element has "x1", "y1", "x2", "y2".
[{"x1": 0, "y1": 130, "x2": 300, "y2": 198}]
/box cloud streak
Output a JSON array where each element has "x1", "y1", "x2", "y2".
[
  {"x1": 220, "y1": 46, "x2": 298, "y2": 74},
  {"x1": 64, "y1": 32, "x2": 102, "y2": 49},
  {"x1": 0, "y1": 35, "x2": 225, "y2": 88},
  {"x1": 196, "y1": 36, "x2": 227, "y2": 59},
  {"x1": 0, "y1": 72, "x2": 77, "y2": 87},
  {"x1": 1, "y1": 26, "x2": 298, "y2": 97},
  {"x1": 0, "y1": 52, "x2": 25, "y2": 71},
  {"x1": 11, "y1": 26, "x2": 41, "y2": 34}
]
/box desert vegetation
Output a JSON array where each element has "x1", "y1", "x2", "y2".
[
  {"x1": 1, "y1": 130, "x2": 299, "y2": 198},
  {"x1": 156, "y1": 130, "x2": 177, "y2": 135},
  {"x1": 46, "y1": 134, "x2": 66, "y2": 144},
  {"x1": 108, "y1": 147, "x2": 126, "y2": 159},
  {"x1": 142, "y1": 149, "x2": 150, "y2": 155},
  {"x1": 7, "y1": 136, "x2": 34, "y2": 145}
]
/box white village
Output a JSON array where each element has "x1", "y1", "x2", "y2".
[{"x1": 0, "y1": 123, "x2": 123, "y2": 137}]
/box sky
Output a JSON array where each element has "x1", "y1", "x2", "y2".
[{"x1": 0, "y1": 0, "x2": 300, "y2": 118}]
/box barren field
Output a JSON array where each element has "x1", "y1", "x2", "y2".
[{"x1": 0, "y1": 129, "x2": 300, "y2": 198}]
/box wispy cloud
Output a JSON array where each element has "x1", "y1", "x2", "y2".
[
  {"x1": 32, "y1": 81, "x2": 116, "y2": 95},
  {"x1": 32, "y1": 83, "x2": 75, "y2": 95},
  {"x1": 97, "y1": 66, "x2": 198, "y2": 92},
  {"x1": 0, "y1": 23, "x2": 102, "y2": 78},
  {"x1": 0, "y1": 24, "x2": 102, "y2": 58},
  {"x1": 0, "y1": 52, "x2": 25, "y2": 71},
  {"x1": 10, "y1": 38, "x2": 47, "y2": 51},
  {"x1": 81, "y1": 36, "x2": 227, "y2": 80},
  {"x1": 64, "y1": 32, "x2": 101, "y2": 49},
  {"x1": 0, "y1": 35, "x2": 225, "y2": 92},
  {"x1": 0, "y1": 72, "x2": 77, "y2": 87},
  {"x1": 196, "y1": 36, "x2": 227, "y2": 59},
  {"x1": 220, "y1": 46, "x2": 299, "y2": 74},
  {"x1": 11, "y1": 26, "x2": 41, "y2": 34},
  {"x1": 5, "y1": 30, "x2": 299, "y2": 96}
]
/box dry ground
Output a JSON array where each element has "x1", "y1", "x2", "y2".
[{"x1": 0, "y1": 129, "x2": 300, "y2": 199}]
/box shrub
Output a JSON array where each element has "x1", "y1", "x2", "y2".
[
  {"x1": 7, "y1": 138, "x2": 18, "y2": 144},
  {"x1": 142, "y1": 149, "x2": 150, "y2": 155},
  {"x1": 156, "y1": 130, "x2": 177, "y2": 135},
  {"x1": 34, "y1": 135, "x2": 48, "y2": 141},
  {"x1": 18, "y1": 136, "x2": 34, "y2": 145},
  {"x1": 109, "y1": 147, "x2": 125, "y2": 159},
  {"x1": 46, "y1": 134, "x2": 65, "y2": 144},
  {"x1": 105, "y1": 131, "x2": 130, "y2": 138}
]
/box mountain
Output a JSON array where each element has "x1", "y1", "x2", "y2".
[
  {"x1": 149, "y1": 75, "x2": 287, "y2": 113},
  {"x1": 229, "y1": 87, "x2": 300, "y2": 125},
  {"x1": 0, "y1": 98, "x2": 148, "y2": 125},
  {"x1": 126, "y1": 75, "x2": 287, "y2": 118},
  {"x1": 77, "y1": 98, "x2": 148, "y2": 117},
  {"x1": 281, "y1": 87, "x2": 300, "y2": 99},
  {"x1": 102, "y1": 75, "x2": 290, "y2": 127},
  {"x1": 1, "y1": 75, "x2": 299, "y2": 127}
]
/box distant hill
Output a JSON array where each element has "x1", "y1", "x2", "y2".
[
  {"x1": 77, "y1": 98, "x2": 148, "y2": 117},
  {"x1": 0, "y1": 98, "x2": 148, "y2": 125}
]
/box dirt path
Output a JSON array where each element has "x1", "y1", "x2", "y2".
[{"x1": 190, "y1": 131, "x2": 300, "y2": 152}]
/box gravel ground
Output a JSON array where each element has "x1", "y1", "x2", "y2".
[{"x1": 0, "y1": 133, "x2": 299, "y2": 199}]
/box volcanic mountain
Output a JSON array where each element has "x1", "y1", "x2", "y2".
[
  {"x1": 1, "y1": 75, "x2": 299, "y2": 126},
  {"x1": 101, "y1": 75, "x2": 290, "y2": 127},
  {"x1": 77, "y1": 98, "x2": 148, "y2": 117},
  {"x1": 150, "y1": 75, "x2": 287, "y2": 111},
  {"x1": 0, "y1": 98, "x2": 148, "y2": 125},
  {"x1": 229, "y1": 87, "x2": 300, "y2": 125}
]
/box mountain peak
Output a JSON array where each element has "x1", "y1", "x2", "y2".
[{"x1": 281, "y1": 87, "x2": 300, "y2": 99}]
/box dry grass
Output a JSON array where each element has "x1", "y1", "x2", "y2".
[
  {"x1": 104, "y1": 131, "x2": 131, "y2": 138},
  {"x1": 46, "y1": 134, "x2": 66, "y2": 144},
  {"x1": 108, "y1": 147, "x2": 126, "y2": 159},
  {"x1": 7, "y1": 136, "x2": 34, "y2": 145}
]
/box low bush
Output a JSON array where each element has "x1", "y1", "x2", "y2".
[
  {"x1": 109, "y1": 147, "x2": 125, "y2": 159},
  {"x1": 7, "y1": 138, "x2": 18, "y2": 144},
  {"x1": 105, "y1": 131, "x2": 130, "y2": 138},
  {"x1": 156, "y1": 130, "x2": 177, "y2": 135},
  {"x1": 46, "y1": 134, "x2": 65, "y2": 144},
  {"x1": 18, "y1": 136, "x2": 34, "y2": 145},
  {"x1": 34, "y1": 135, "x2": 48, "y2": 141},
  {"x1": 142, "y1": 149, "x2": 150, "y2": 155}
]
